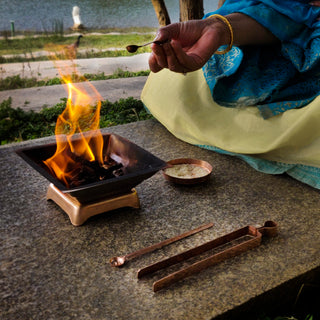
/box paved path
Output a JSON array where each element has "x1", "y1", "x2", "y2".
[
  {"x1": 0, "y1": 54, "x2": 150, "y2": 111},
  {"x1": 0, "y1": 77, "x2": 148, "y2": 111},
  {"x1": 0, "y1": 53, "x2": 150, "y2": 80}
]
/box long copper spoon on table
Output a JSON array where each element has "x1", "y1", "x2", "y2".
[
  {"x1": 109, "y1": 222, "x2": 214, "y2": 267},
  {"x1": 126, "y1": 39, "x2": 169, "y2": 53}
]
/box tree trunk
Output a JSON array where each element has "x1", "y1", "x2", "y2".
[
  {"x1": 151, "y1": 0, "x2": 171, "y2": 26},
  {"x1": 179, "y1": 0, "x2": 204, "y2": 22},
  {"x1": 218, "y1": 0, "x2": 225, "y2": 8}
]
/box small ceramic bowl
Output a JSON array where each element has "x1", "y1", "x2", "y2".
[{"x1": 162, "y1": 158, "x2": 212, "y2": 185}]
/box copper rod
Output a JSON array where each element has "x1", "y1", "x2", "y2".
[{"x1": 110, "y1": 222, "x2": 214, "y2": 267}]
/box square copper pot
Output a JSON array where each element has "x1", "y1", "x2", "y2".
[{"x1": 16, "y1": 132, "x2": 166, "y2": 203}]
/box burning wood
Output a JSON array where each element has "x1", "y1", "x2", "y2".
[
  {"x1": 68, "y1": 158, "x2": 123, "y2": 187},
  {"x1": 67, "y1": 156, "x2": 124, "y2": 188}
]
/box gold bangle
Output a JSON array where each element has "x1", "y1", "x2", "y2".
[{"x1": 207, "y1": 14, "x2": 234, "y2": 54}]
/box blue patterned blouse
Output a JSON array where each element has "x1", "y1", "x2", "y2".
[{"x1": 202, "y1": 0, "x2": 320, "y2": 119}]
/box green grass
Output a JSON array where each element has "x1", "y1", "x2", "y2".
[
  {"x1": 0, "y1": 97, "x2": 153, "y2": 145},
  {"x1": 0, "y1": 32, "x2": 156, "y2": 63},
  {"x1": 0, "y1": 26, "x2": 156, "y2": 39},
  {"x1": 0, "y1": 33, "x2": 155, "y2": 53}
]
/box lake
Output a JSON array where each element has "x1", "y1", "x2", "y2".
[{"x1": 0, "y1": 0, "x2": 219, "y2": 32}]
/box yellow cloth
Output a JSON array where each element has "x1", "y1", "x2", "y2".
[{"x1": 141, "y1": 69, "x2": 320, "y2": 168}]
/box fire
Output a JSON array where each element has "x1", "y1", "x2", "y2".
[{"x1": 44, "y1": 60, "x2": 104, "y2": 188}]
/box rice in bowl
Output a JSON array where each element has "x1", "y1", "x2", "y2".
[{"x1": 164, "y1": 164, "x2": 209, "y2": 179}]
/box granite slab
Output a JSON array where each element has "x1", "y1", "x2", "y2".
[{"x1": 1, "y1": 119, "x2": 319, "y2": 320}]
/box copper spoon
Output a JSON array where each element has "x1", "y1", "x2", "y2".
[
  {"x1": 126, "y1": 39, "x2": 169, "y2": 53},
  {"x1": 109, "y1": 222, "x2": 214, "y2": 267}
]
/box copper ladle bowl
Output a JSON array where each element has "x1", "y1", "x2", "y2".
[{"x1": 126, "y1": 39, "x2": 169, "y2": 53}]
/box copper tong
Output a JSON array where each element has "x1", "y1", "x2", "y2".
[{"x1": 137, "y1": 221, "x2": 278, "y2": 292}]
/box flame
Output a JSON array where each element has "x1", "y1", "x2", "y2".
[{"x1": 43, "y1": 57, "x2": 104, "y2": 187}]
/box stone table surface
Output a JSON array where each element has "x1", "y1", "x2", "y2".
[{"x1": 1, "y1": 119, "x2": 319, "y2": 320}]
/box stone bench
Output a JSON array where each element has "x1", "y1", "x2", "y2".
[{"x1": 1, "y1": 119, "x2": 319, "y2": 319}]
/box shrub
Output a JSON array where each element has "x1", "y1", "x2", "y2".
[{"x1": 0, "y1": 97, "x2": 152, "y2": 145}]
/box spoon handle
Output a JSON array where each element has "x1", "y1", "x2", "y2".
[
  {"x1": 140, "y1": 40, "x2": 156, "y2": 47},
  {"x1": 125, "y1": 222, "x2": 214, "y2": 261},
  {"x1": 141, "y1": 39, "x2": 169, "y2": 47}
]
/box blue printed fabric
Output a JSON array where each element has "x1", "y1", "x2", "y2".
[
  {"x1": 196, "y1": 144, "x2": 320, "y2": 190},
  {"x1": 202, "y1": 0, "x2": 320, "y2": 119}
]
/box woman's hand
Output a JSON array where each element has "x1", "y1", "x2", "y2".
[
  {"x1": 148, "y1": 19, "x2": 229, "y2": 74},
  {"x1": 148, "y1": 13, "x2": 279, "y2": 74}
]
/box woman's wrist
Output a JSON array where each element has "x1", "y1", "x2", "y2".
[
  {"x1": 206, "y1": 14, "x2": 234, "y2": 54},
  {"x1": 205, "y1": 15, "x2": 231, "y2": 47},
  {"x1": 224, "y1": 13, "x2": 279, "y2": 46}
]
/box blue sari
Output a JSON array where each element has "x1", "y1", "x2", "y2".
[
  {"x1": 201, "y1": 1, "x2": 320, "y2": 188},
  {"x1": 203, "y1": 0, "x2": 320, "y2": 119}
]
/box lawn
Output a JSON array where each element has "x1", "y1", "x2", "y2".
[{"x1": 0, "y1": 28, "x2": 156, "y2": 63}]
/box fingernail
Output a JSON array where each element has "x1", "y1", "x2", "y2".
[{"x1": 154, "y1": 31, "x2": 161, "y2": 41}]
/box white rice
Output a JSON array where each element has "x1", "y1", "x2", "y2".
[{"x1": 164, "y1": 164, "x2": 208, "y2": 179}]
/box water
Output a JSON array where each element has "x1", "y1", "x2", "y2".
[{"x1": 0, "y1": 0, "x2": 219, "y2": 32}]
